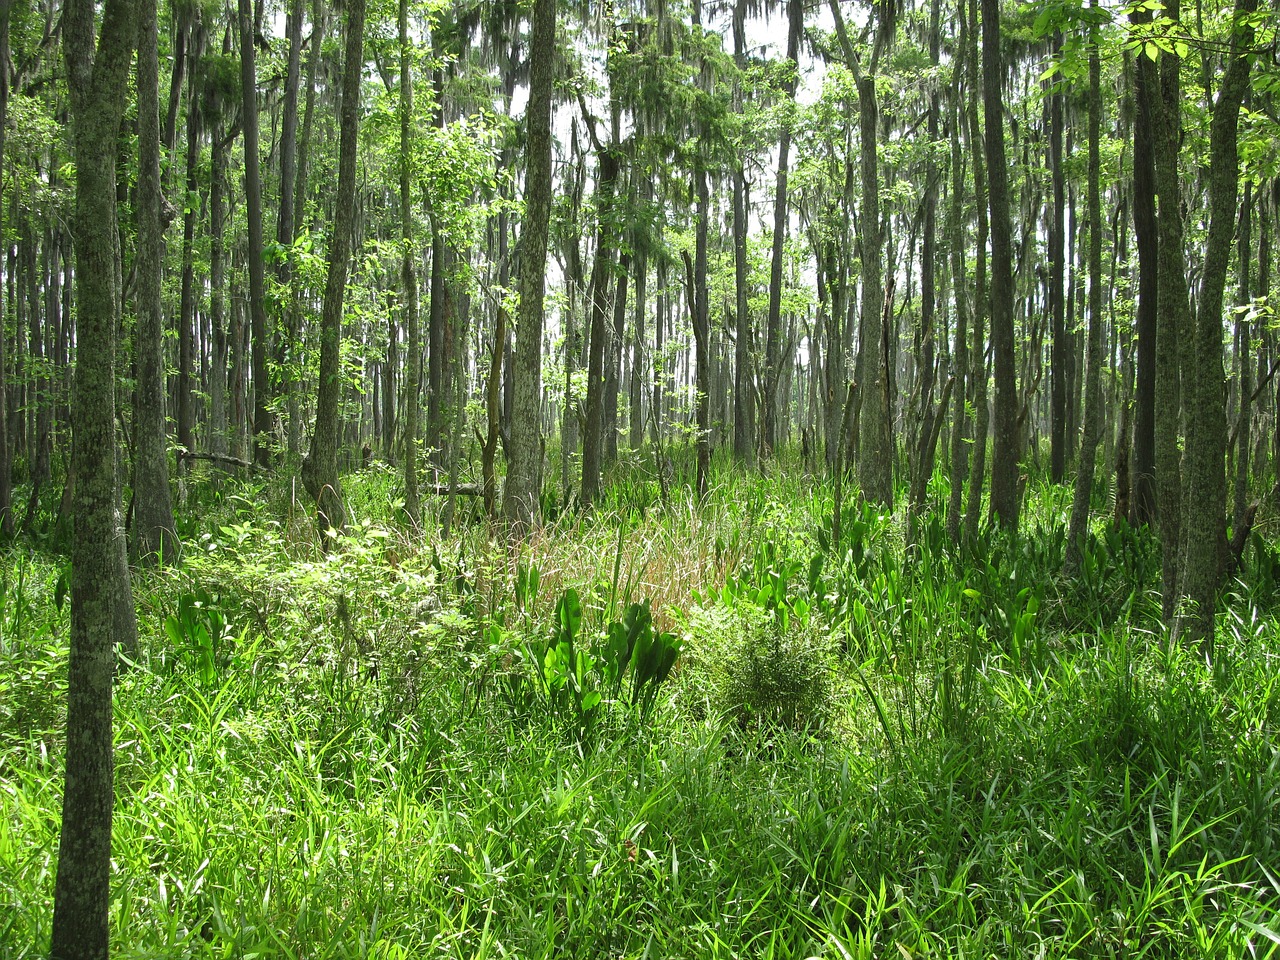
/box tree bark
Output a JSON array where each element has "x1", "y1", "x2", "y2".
[
  {"x1": 300, "y1": 0, "x2": 366, "y2": 535},
  {"x1": 53, "y1": 0, "x2": 139, "y2": 951},
  {"x1": 580, "y1": 145, "x2": 620, "y2": 508},
  {"x1": 1065, "y1": 17, "x2": 1104, "y2": 576},
  {"x1": 1130, "y1": 22, "x2": 1159, "y2": 525},
  {"x1": 0, "y1": 0, "x2": 13, "y2": 537},
  {"x1": 761, "y1": 0, "x2": 803, "y2": 456},
  {"x1": 982, "y1": 0, "x2": 1019, "y2": 530},
  {"x1": 400, "y1": 0, "x2": 421, "y2": 525},
  {"x1": 857, "y1": 73, "x2": 892, "y2": 507},
  {"x1": 502, "y1": 0, "x2": 554, "y2": 530},
  {"x1": 1176, "y1": 0, "x2": 1256, "y2": 649},
  {"x1": 1049, "y1": 35, "x2": 1068, "y2": 486},
  {"x1": 240, "y1": 0, "x2": 272, "y2": 467},
  {"x1": 131, "y1": 0, "x2": 176, "y2": 561}
]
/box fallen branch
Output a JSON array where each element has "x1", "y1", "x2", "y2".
[
  {"x1": 177, "y1": 450, "x2": 258, "y2": 470},
  {"x1": 426, "y1": 483, "x2": 483, "y2": 497}
]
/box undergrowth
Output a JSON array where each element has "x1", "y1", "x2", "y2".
[{"x1": 2, "y1": 461, "x2": 1279, "y2": 958}]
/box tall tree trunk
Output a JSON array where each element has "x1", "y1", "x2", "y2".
[
  {"x1": 1049, "y1": 35, "x2": 1068, "y2": 486},
  {"x1": 1065, "y1": 18, "x2": 1104, "y2": 576},
  {"x1": 1176, "y1": 0, "x2": 1256, "y2": 649},
  {"x1": 0, "y1": 0, "x2": 10, "y2": 537},
  {"x1": 761, "y1": 0, "x2": 803, "y2": 456},
  {"x1": 908, "y1": 0, "x2": 944, "y2": 534},
  {"x1": 857, "y1": 73, "x2": 892, "y2": 507},
  {"x1": 1130, "y1": 23, "x2": 1159, "y2": 525},
  {"x1": 964, "y1": 0, "x2": 989, "y2": 544},
  {"x1": 210, "y1": 119, "x2": 232, "y2": 475},
  {"x1": 286, "y1": 0, "x2": 326, "y2": 459},
  {"x1": 946, "y1": 15, "x2": 970, "y2": 544},
  {"x1": 274, "y1": 0, "x2": 304, "y2": 453},
  {"x1": 502, "y1": 0, "x2": 554, "y2": 529},
  {"x1": 731, "y1": 0, "x2": 755, "y2": 465},
  {"x1": 240, "y1": 0, "x2": 271, "y2": 467},
  {"x1": 132, "y1": 0, "x2": 176, "y2": 561},
  {"x1": 399, "y1": 0, "x2": 421, "y2": 525},
  {"x1": 300, "y1": 0, "x2": 366, "y2": 534},
  {"x1": 176, "y1": 65, "x2": 201, "y2": 465},
  {"x1": 692, "y1": 166, "x2": 711, "y2": 501},
  {"x1": 982, "y1": 0, "x2": 1018, "y2": 530},
  {"x1": 53, "y1": 0, "x2": 139, "y2": 951}
]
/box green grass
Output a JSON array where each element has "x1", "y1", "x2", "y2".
[{"x1": 2, "y1": 462, "x2": 1279, "y2": 958}]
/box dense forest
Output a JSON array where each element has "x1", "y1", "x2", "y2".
[{"x1": 3, "y1": 0, "x2": 1280, "y2": 954}]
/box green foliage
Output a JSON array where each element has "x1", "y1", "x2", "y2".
[
  {"x1": 507, "y1": 588, "x2": 682, "y2": 734},
  {"x1": 4, "y1": 471, "x2": 1280, "y2": 957},
  {"x1": 162, "y1": 588, "x2": 229, "y2": 687},
  {"x1": 679, "y1": 602, "x2": 836, "y2": 734}
]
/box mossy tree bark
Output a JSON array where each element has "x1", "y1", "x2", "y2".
[
  {"x1": 1176, "y1": 0, "x2": 1257, "y2": 650},
  {"x1": 53, "y1": 0, "x2": 139, "y2": 951},
  {"x1": 502, "y1": 0, "x2": 555, "y2": 530}
]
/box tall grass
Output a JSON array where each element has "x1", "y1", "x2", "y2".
[{"x1": 1, "y1": 460, "x2": 1278, "y2": 958}]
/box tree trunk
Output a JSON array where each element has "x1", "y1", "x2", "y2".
[
  {"x1": 982, "y1": 0, "x2": 1019, "y2": 530},
  {"x1": 53, "y1": 0, "x2": 139, "y2": 951},
  {"x1": 300, "y1": 0, "x2": 366, "y2": 535},
  {"x1": 605, "y1": 251, "x2": 630, "y2": 466},
  {"x1": 1130, "y1": 21, "x2": 1159, "y2": 525},
  {"x1": 274, "y1": 0, "x2": 303, "y2": 453},
  {"x1": 1176, "y1": 0, "x2": 1256, "y2": 649},
  {"x1": 580, "y1": 145, "x2": 620, "y2": 508},
  {"x1": 731, "y1": 0, "x2": 755, "y2": 466},
  {"x1": 132, "y1": 0, "x2": 176, "y2": 561},
  {"x1": 964, "y1": 0, "x2": 989, "y2": 544},
  {"x1": 176, "y1": 67, "x2": 200, "y2": 465},
  {"x1": 240, "y1": 0, "x2": 271, "y2": 467},
  {"x1": 1049, "y1": 35, "x2": 1068, "y2": 486},
  {"x1": 1065, "y1": 18, "x2": 1104, "y2": 576},
  {"x1": 761, "y1": 0, "x2": 803, "y2": 456},
  {"x1": 1231, "y1": 187, "x2": 1253, "y2": 540},
  {"x1": 502, "y1": 0, "x2": 554, "y2": 530},
  {"x1": 0, "y1": 0, "x2": 9, "y2": 538},
  {"x1": 946, "y1": 4, "x2": 970, "y2": 544},
  {"x1": 400, "y1": 0, "x2": 421, "y2": 525},
  {"x1": 857, "y1": 73, "x2": 892, "y2": 507}
]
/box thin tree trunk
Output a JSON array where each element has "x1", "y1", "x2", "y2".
[
  {"x1": 1065, "y1": 19, "x2": 1104, "y2": 576},
  {"x1": 1131, "y1": 24, "x2": 1158, "y2": 525},
  {"x1": 982, "y1": 0, "x2": 1019, "y2": 530},
  {"x1": 240, "y1": 0, "x2": 271, "y2": 467},
  {"x1": 400, "y1": 0, "x2": 421, "y2": 524},
  {"x1": 1049, "y1": 35, "x2": 1068, "y2": 486}
]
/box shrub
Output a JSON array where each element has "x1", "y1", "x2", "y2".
[{"x1": 678, "y1": 602, "x2": 837, "y2": 733}]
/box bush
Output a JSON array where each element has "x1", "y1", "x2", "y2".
[{"x1": 678, "y1": 602, "x2": 837, "y2": 733}]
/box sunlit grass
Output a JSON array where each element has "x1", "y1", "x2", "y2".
[{"x1": 2, "y1": 458, "x2": 1279, "y2": 958}]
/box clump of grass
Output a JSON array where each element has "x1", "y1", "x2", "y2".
[{"x1": 677, "y1": 602, "x2": 838, "y2": 734}]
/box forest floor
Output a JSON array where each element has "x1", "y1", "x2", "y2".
[{"x1": 3, "y1": 455, "x2": 1280, "y2": 958}]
